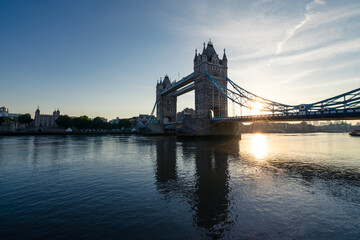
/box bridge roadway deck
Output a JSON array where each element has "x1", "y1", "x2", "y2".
[{"x1": 211, "y1": 108, "x2": 360, "y2": 122}]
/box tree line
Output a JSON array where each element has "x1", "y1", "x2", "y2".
[
  {"x1": 0, "y1": 114, "x2": 33, "y2": 124},
  {"x1": 55, "y1": 115, "x2": 132, "y2": 130}
]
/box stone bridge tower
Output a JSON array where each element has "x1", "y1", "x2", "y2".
[
  {"x1": 156, "y1": 75, "x2": 177, "y2": 123},
  {"x1": 194, "y1": 40, "x2": 228, "y2": 118}
]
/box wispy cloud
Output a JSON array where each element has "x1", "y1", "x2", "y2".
[
  {"x1": 275, "y1": 0, "x2": 326, "y2": 55},
  {"x1": 306, "y1": 0, "x2": 326, "y2": 11},
  {"x1": 275, "y1": 15, "x2": 310, "y2": 55},
  {"x1": 298, "y1": 77, "x2": 360, "y2": 90},
  {"x1": 273, "y1": 38, "x2": 360, "y2": 65}
]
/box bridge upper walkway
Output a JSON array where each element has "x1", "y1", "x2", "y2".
[{"x1": 160, "y1": 73, "x2": 194, "y2": 97}]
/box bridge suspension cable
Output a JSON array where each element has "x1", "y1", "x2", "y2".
[
  {"x1": 205, "y1": 72, "x2": 360, "y2": 115},
  {"x1": 138, "y1": 101, "x2": 158, "y2": 128}
]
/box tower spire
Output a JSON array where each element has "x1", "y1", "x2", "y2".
[{"x1": 223, "y1": 48, "x2": 227, "y2": 61}]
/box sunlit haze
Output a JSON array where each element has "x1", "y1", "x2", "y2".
[{"x1": 1, "y1": 0, "x2": 359, "y2": 120}]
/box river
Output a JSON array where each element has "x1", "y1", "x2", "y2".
[{"x1": 0, "y1": 133, "x2": 359, "y2": 239}]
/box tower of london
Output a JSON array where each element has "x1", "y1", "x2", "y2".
[{"x1": 34, "y1": 107, "x2": 60, "y2": 127}]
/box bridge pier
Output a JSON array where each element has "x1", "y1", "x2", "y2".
[{"x1": 177, "y1": 118, "x2": 241, "y2": 138}]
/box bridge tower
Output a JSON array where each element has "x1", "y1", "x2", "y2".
[
  {"x1": 194, "y1": 40, "x2": 228, "y2": 118},
  {"x1": 156, "y1": 75, "x2": 177, "y2": 123}
]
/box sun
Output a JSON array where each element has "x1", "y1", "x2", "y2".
[{"x1": 252, "y1": 101, "x2": 264, "y2": 115}]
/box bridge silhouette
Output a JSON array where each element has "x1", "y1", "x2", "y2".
[{"x1": 141, "y1": 41, "x2": 360, "y2": 136}]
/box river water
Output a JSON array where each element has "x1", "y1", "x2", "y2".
[{"x1": 0, "y1": 133, "x2": 359, "y2": 239}]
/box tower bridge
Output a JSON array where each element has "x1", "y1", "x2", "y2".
[{"x1": 141, "y1": 41, "x2": 360, "y2": 136}]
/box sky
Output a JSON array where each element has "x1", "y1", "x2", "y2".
[{"x1": 0, "y1": 0, "x2": 359, "y2": 120}]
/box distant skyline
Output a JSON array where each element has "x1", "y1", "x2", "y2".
[{"x1": 1, "y1": 0, "x2": 360, "y2": 119}]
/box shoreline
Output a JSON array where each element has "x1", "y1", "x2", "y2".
[
  {"x1": 0, "y1": 131, "x2": 135, "y2": 136},
  {"x1": 0, "y1": 130, "x2": 351, "y2": 136}
]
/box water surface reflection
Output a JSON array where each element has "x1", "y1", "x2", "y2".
[
  {"x1": 155, "y1": 138, "x2": 239, "y2": 239},
  {"x1": 153, "y1": 134, "x2": 360, "y2": 239},
  {"x1": 250, "y1": 134, "x2": 267, "y2": 160},
  {"x1": 1, "y1": 134, "x2": 359, "y2": 239}
]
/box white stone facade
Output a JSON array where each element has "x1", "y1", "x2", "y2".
[{"x1": 0, "y1": 106, "x2": 21, "y2": 118}]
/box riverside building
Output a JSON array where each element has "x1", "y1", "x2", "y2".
[{"x1": 34, "y1": 107, "x2": 60, "y2": 127}]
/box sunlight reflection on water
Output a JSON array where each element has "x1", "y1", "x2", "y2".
[{"x1": 251, "y1": 133, "x2": 267, "y2": 159}]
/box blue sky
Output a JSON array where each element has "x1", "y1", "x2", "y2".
[{"x1": 1, "y1": 0, "x2": 359, "y2": 119}]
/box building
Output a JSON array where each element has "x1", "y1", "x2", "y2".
[
  {"x1": 156, "y1": 41, "x2": 228, "y2": 123},
  {"x1": 0, "y1": 106, "x2": 21, "y2": 118},
  {"x1": 0, "y1": 107, "x2": 8, "y2": 116},
  {"x1": 110, "y1": 117, "x2": 120, "y2": 124},
  {"x1": 156, "y1": 75, "x2": 177, "y2": 123},
  {"x1": 312, "y1": 121, "x2": 319, "y2": 126},
  {"x1": 194, "y1": 40, "x2": 228, "y2": 118},
  {"x1": 34, "y1": 107, "x2": 60, "y2": 127},
  {"x1": 177, "y1": 108, "x2": 195, "y2": 121}
]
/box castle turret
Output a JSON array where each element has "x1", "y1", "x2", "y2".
[{"x1": 35, "y1": 106, "x2": 40, "y2": 127}]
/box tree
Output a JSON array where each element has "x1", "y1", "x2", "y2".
[
  {"x1": 73, "y1": 115, "x2": 92, "y2": 129},
  {"x1": 119, "y1": 119, "x2": 132, "y2": 129},
  {"x1": 92, "y1": 117, "x2": 106, "y2": 129},
  {"x1": 108, "y1": 123, "x2": 119, "y2": 130},
  {"x1": 18, "y1": 113, "x2": 32, "y2": 123},
  {"x1": 55, "y1": 115, "x2": 73, "y2": 128},
  {"x1": 0, "y1": 117, "x2": 12, "y2": 123}
]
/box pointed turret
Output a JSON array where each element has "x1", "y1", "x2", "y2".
[
  {"x1": 223, "y1": 48, "x2": 227, "y2": 61},
  {"x1": 204, "y1": 40, "x2": 218, "y2": 62},
  {"x1": 162, "y1": 74, "x2": 171, "y2": 88},
  {"x1": 194, "y1": 49, "x2": 198, "y2": 61}
]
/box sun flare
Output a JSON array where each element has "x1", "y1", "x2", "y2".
[{"x1": 252, "y1": 102, "x2": 264, "y2": 115}]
